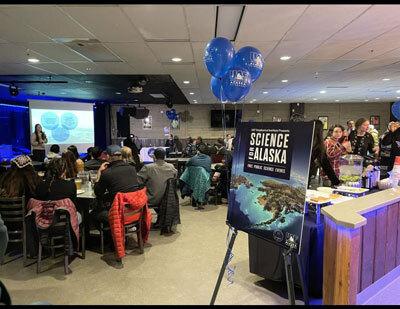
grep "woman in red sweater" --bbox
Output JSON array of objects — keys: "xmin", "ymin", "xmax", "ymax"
[{"xmin": 322, "ymin": 124, "xmax": 352, "ymax": 184}]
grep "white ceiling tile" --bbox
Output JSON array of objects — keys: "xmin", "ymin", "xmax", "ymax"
[
  {"xmin": 319, "ymin": 60, "xmax": 364, "ymax": 71},
  {"xmin": 340, "ymin": 39, "xmax": 400, "ymax": 60},
  {"xmin": 126, "ymin": 61, "xmax": 166, "ymax": 74},
  {"xmin": 0, "ymin": 11, "xmax": 52, "ymax": 43},
  {"xmin": 234, "ymin": 41, "xmax": 278, "ymax": 59},
  {"xmin": 265, "ymin": 40, "xmax": 323, "ymax": 62},
  {"xmin": 284, "ymin": 5, "xmax": 369, "ymax": 41},
  {"xmin": 15, "ymin": 42, "xmax": 88, "ymax": 62},
  {"xmin": 0, "ymin": 44, "xmax": 54, "ymax": 63},
  {"xmin": 60, "ymin": 6, "xmax": 143, "ymax": 43},
  {"xmin": 27, "ymin": 63, "xmax": 84, "ymax": 74},
  {"xmin": 147, "ymin": 42, "xmax": 193, "ymax": 63},
  {"xmin": 0, "ymin": 63, "xmax": 54, "ymax": 74},
  {"xmin": 121, "ymin": 5, "xmax": 189, "ymax": 41},
  {"xmin": 305, "ymin": 40, "xmax": 367, "ymax": 60},
  {"xmin": 184, "ymin": 5, "xmax": 215, "ymax": 42},
  {"xmin": 1, "ymin": 6, "xmax": 94, "ymax": 39},
  {"xmin": 104, "ymin": 42, "xmax": 156, "ymax": 63},
  {"xmin": 331, "ymin": 5, "xmax": 400, "ymax": 41},
  {"xmin": 344, "ymin": 59, "xmax": 400, "ymax": 72},
  {"xmin": 58, "ymin": 62, "xmax": 109, "ymax": 74},
  {"xmin": 236, "ymin": 5, "xmax": 308, "ymax": 42},
  {"xmin": 98, "ymin": 62, "xmax": 137, "ymax": 74}
]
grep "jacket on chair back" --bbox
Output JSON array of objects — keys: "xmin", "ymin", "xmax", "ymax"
[{"xmin": 108, "ymin": 188, "xmax": 152, "ymax": 258}]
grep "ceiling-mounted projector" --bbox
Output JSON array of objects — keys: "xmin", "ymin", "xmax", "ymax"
[{"xmin": 128, "ymin": 86, "xmax": 143, "ymax": 93}]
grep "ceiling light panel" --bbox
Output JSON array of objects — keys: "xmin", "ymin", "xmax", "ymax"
[{"xmin": 216, "ymin": 5, "xmax": 245, "ymax": 41}]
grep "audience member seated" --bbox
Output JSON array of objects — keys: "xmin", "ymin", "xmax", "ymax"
[
  {"xmin": 0, "ymin": 155, "xmax": 40, "ymax": 204},
  {"xmin": 35, "ymin": 158, "xmax": 81, "ymax": 224},
  {"xmin": 137, "ymin": 148, "xmax": 177, "ymax": 226},
  {"xmin": 186, "ymin": 144, "xmax": 212, "ymax": 174},
  {"xmin": 123, "ymin": 134, "xmax": 141, "ymax": 166},
  {"xmin": 84, "ymin": 146, "xmax": 106, "ymax": 171},
  {"xmin": 61, "ymin": 150, "xmax": 78, "ymax": 179},
  {"xmin": 67, "ymin": 145, "xmax": 84, "ymax": 172},
  {"xmin": 0, "ymin": 214, "xmax": 7, "ymax": 264},
  {"xmin": 165, "ymin": 134, "xmax": 174, "ymax": 152},
  {"xmin": 90, "ymin": 145, "xmax": 140, "ymax": 231},
  {"xmin": 209, "ymin": 138, "xmax": 227, "ymax": 156},
  {"xmin": 44, "ymin": 144, "xmax": 60, "ymax": 165},
  {"xmin": 83, "ymin": 147, "xmax": 94, "ymax": 163},
  {"xmin": 195, "ymin": 136, "xmax": 206, "ymax": 151},
  {"xmin": 122, "ymin": 146, "xmax": 143, "ymax": 172},
  {"xmin": 182, "ymin": 137, "xmax": 197, "ymax": 158}
]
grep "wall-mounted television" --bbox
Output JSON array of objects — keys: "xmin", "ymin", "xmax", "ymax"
[{"xmin": 210, "ymin": 109, "xmax": 242, "ymax": 128}]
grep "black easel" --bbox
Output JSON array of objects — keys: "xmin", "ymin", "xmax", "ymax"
[{"xmin": 210, "ymin": 227, "xmax": 309, "ymax": 306}]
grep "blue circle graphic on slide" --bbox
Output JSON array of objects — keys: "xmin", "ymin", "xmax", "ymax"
[
  {"xmin": 52, "ymin": 126, "xmax": 70, "ymax": 142},
  {"xmin": 147, "ymin": 148, "xmax": 155, "ymax": 157},
  {"xmin": 40, "ymin": 112, "xmax": 59, "ymax": 130},
  {"xmin": 61, "ymin": 112, "xmax": 78, "ymax": 130}
]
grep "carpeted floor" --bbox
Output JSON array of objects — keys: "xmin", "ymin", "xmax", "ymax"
[{"xmin": 0, "ymin": 198, "xmax": 305, "ymax": 305}]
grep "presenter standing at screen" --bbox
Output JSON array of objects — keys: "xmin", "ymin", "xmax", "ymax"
[{"xmin": 31, "ymin": 124, "xmax": 47, "ymax": 162}]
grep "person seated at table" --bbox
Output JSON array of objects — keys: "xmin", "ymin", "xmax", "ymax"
[
  {"xmin": 137, "ymin": 148, "xmax": 177, "ymax": 227},
  {"xmin": 91, "ymin": 145, "xmax": 140, "ymax": 231},
  {"xmin": 67, "ymin": 145, "xmax": 85, "ymax": 172},
  {"xmin": 123, "ymin": 134, "xmax": 141, "ymax": 163},
  {"xmin": 165, "ymin": 134, "xmax": 175, "ymax": 152},
  {"xmin": 121, "ymin": 146, "xmax": 143, "ymax": 172},
  {"xmin": 35, "ymin": 158, "xmax": 81, "ymax": 224},
  {"xmin": 84, "ymin": 146, "xmax": 106, "ymax": 171},
  {"xmin": 44, "ymin": 144, "xmax": 60, "ymax": 165},
  {"xmin": 0, "ymin": 155, "xmax": 40, "ymax": 204},
  {"xmin": 83, "ymin": 147, "xmax": 94, "ymax": 163},
  {"xmin": 381, "ymin": 121, "xmax": 400, "ymax": 171},
  {"xmin": 209, "ymin": 138, "xmax": 227, "ymax": 155},
  {"xmin": 195, "ymin": 136, "xmax": 206, "ymax": 151},
  {"xmin": 61, "ymin": 150, "xmax": 78, "ymax": 179},
  {"xmin": 173, "ymin": 135, "xmax": 183, "ymax": 153},
  {"xmin": 182, "ymin": 137, "xmax": 197, "ymax": 158},
  {"xmin": 186, "ymin": 144, "xmax": 212, "ymax": 174}
]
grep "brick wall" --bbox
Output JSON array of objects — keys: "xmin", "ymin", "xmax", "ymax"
[{"xmin": 110, "ymin": 102, "xmax": 391, "ymax": 141}]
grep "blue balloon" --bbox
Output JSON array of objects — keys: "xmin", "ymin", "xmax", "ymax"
[
  {"xmin": 210, "ymin": 77, "xmax": 228, "ymax": 102},
  {"xmin": 173, "ymin": 114, "xmax": 179, "ymax": 121},
  {"xmin": 233, "ymin": 46, "xmax": 264, "ymax": 83},
  {"xmin": 221, "ymin": 66, "xmax": 252, "ymax": 102},
  {"xmin": 170, "ymin": 109, "xmax": 176, "ymax": 114},
  {"xmin": 166, "ymin": 111, "xmax": 171, "ymax": 117},
  {"xmin": 204, "ymin": 37, "xmax": 235, "ymax": 78},
  {"xmin": 392, "ymin": 101, "xmax": 400, "ymax": 120}
]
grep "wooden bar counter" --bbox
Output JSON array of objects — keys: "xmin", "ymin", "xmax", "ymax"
[{"xmin": 321, "ymin": 187, "xmax": 400, "ymax": 305}]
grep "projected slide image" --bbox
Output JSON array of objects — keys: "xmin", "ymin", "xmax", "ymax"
[{"xmin": 31, "ymin": 109, "xmax": 94, "ymax": 145}]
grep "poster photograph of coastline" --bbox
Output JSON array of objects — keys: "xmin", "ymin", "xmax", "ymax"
[{"xmin": 227, "ymin": 122, "xmax": 314, "ymax": 253}]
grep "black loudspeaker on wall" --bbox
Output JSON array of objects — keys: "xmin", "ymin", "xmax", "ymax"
[
  {"xmin": 290, "ymin": 103, "xmax": 305, "ymax": 117},
  {"xmin": 119, "ymin": 106, "xmax": 150, "ymax": 119}
]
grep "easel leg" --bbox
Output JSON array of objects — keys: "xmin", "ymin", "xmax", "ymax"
[
  {"xmin": 296, "ymin": 253, "xmax": 309, "ymax": 305},
  {"xmin": 210, "ymin": 228, "xmax": 237, "ymax": 305},
  {"xmin": 283, "ymin": 249, "xmax": 296, "ymax": 305}
]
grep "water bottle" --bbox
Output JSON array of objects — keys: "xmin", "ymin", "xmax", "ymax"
[{"xmin": 392, "ymin": 156, "xmax": 400, "ymax": 187}]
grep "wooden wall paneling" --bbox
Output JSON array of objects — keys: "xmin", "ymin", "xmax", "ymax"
[
  {"xmin": 373, "ymin": 206, "xmax": 388, "ymax": 282},
  {"xmin": 323, "ymin": 218, "xmax": 338, "ymax": 304},
  {"xmin": 385, "ymin": 202, "xmax": 399, "ymax": 274},
  {"xmin": 360, "ymin": 210, "xmax": 376, "ymax": 291},
  {"xmin": 358, "ymin": 226, "xmax": 362, "ymax": 294}
]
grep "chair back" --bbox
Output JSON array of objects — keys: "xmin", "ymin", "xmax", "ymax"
[
  {"xmin": 123, "ymin": 204, "xmax": 144, "ymax": 224},
  {"xmin": 211, "ymin": 154, "xmax": 225, "ymax": 164},
  {"xmin": 0, "ymin": 196, "xmax": 25, "ymax": 244}
]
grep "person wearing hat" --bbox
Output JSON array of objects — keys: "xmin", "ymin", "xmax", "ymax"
[
  {"xmin": 90, "ymin": 145, "xmax": 140, "ymax": 232},
  {"xmin": 0, "ymin": 155, "xmax": 40, "ymax": 204}
]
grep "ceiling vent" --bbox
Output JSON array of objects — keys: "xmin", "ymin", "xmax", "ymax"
[
  {"xmin": 149, "ymin": 93, "xmax": 165, "ymax": 98},
  {"xmin": 52, "ymin": 38, "xmax": 122, "ymax": 62}
]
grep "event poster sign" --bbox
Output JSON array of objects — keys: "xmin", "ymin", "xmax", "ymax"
[{"xmin": 227, "ymin": 122, "xmax": 314, "ymax": 254}]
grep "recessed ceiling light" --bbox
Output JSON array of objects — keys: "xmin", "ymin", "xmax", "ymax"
[
  {"xmin": 172, "ymin": 57, "xmax": 182, "ymax": 62},
  {"xmin": 397, "ymin": 97, "xmax": 400, "ymax": 99},
  {"xmin": 320, "ymin": 90, "xmax": 326, "ymax": 94},
  {"xmin": 85, "ymin": 67, "xmax": 92, "ymax": 71},
  {"xmin": 382, "ymin": 78, "xmax": 390, "ymax": 81},
  {"xmin": 189, "ymin": 92, "xmax": 194, "ymax": 95},
  {"xmin": 397, "ymin": 90, "xmax": 400, "ymax": 93},
  {"xmin": 280, "ymin": 56, "xmax": 291, "ymax": 61},
  {"xmin": 61, "ymin": 92, "xmax": 66, "ymax": 95},
  {"xmin": 281, "ymin": 80, "xmax": 288, "ymax": 83},
  {"xmin": 375, "ymin": 98, "xmax": 380, "ymax": 100},
  {"xmin": 115, "ymin": 92, "xmax": 121, "ymax": 95},
  {"xmin": 364, "ymin": 99, "xmax": 369, "ymax": 101},
  {"xmin": 313, "ymin": 98, "xmax": 317, "ymax": 101},
  {"xmin": 335, "ymin": 100, "xmax": 340, "ymax": 102},
  {"xmin": 28, "ymin": 58, "xmax": 39, "ymax": 63},
  {"xmin": 85, "ymin": 80, "xmax": 93, "ymax": 84},
  {"xmin": 277, "ymin": 100, "xmax": 282, "ymax": 103},
  {"xmin": 183, "ymin": 81, "xmax": 190, "ymax": 84},
  {"xmin": 263, "ymin": 91, "xmax": 268, "ymax": 94}
]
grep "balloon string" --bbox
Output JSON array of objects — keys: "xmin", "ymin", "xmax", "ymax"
[{"xmin": 225, "ymin": 227, "xmax": 237, "ymax": 285}]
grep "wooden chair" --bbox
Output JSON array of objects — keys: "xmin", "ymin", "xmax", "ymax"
[
  {"xmin": 36, "ymin": 209, "xmax": 71, "ymax": 275},
  {"xmin": 100, "ymin": 205, "xmax": 144, "ymax": 255},
  {"xmin": 0, "ymin": 196, "xmax": 27, "ymax": 266}
]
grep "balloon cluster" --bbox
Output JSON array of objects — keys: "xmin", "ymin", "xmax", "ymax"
[
  {"xmin": 392, "ymin": 101, "xmax": 400, "ymax": 120},
  {"xmin": 165, "ymin": 109, "xmax": 179, "ymax": 121},
  {"xmin": 204, "ymin": 37, "xmax": 264, "ymax": 102}
]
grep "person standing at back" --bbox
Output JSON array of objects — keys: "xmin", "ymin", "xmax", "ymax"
[
  {"xmin": 343, "ymin": 120, "xmax": 355, "ymax": 137},
  {"xmin": 31, "ymin": 124, "xmax": 48, "ymax": 162},
  {"xmin": 381, "ymin": 122, "xmax": 400, "ymax": 171},
  {"xmin": 225, "ymin": 134, "xmax": 233, "ymax": 151}
]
